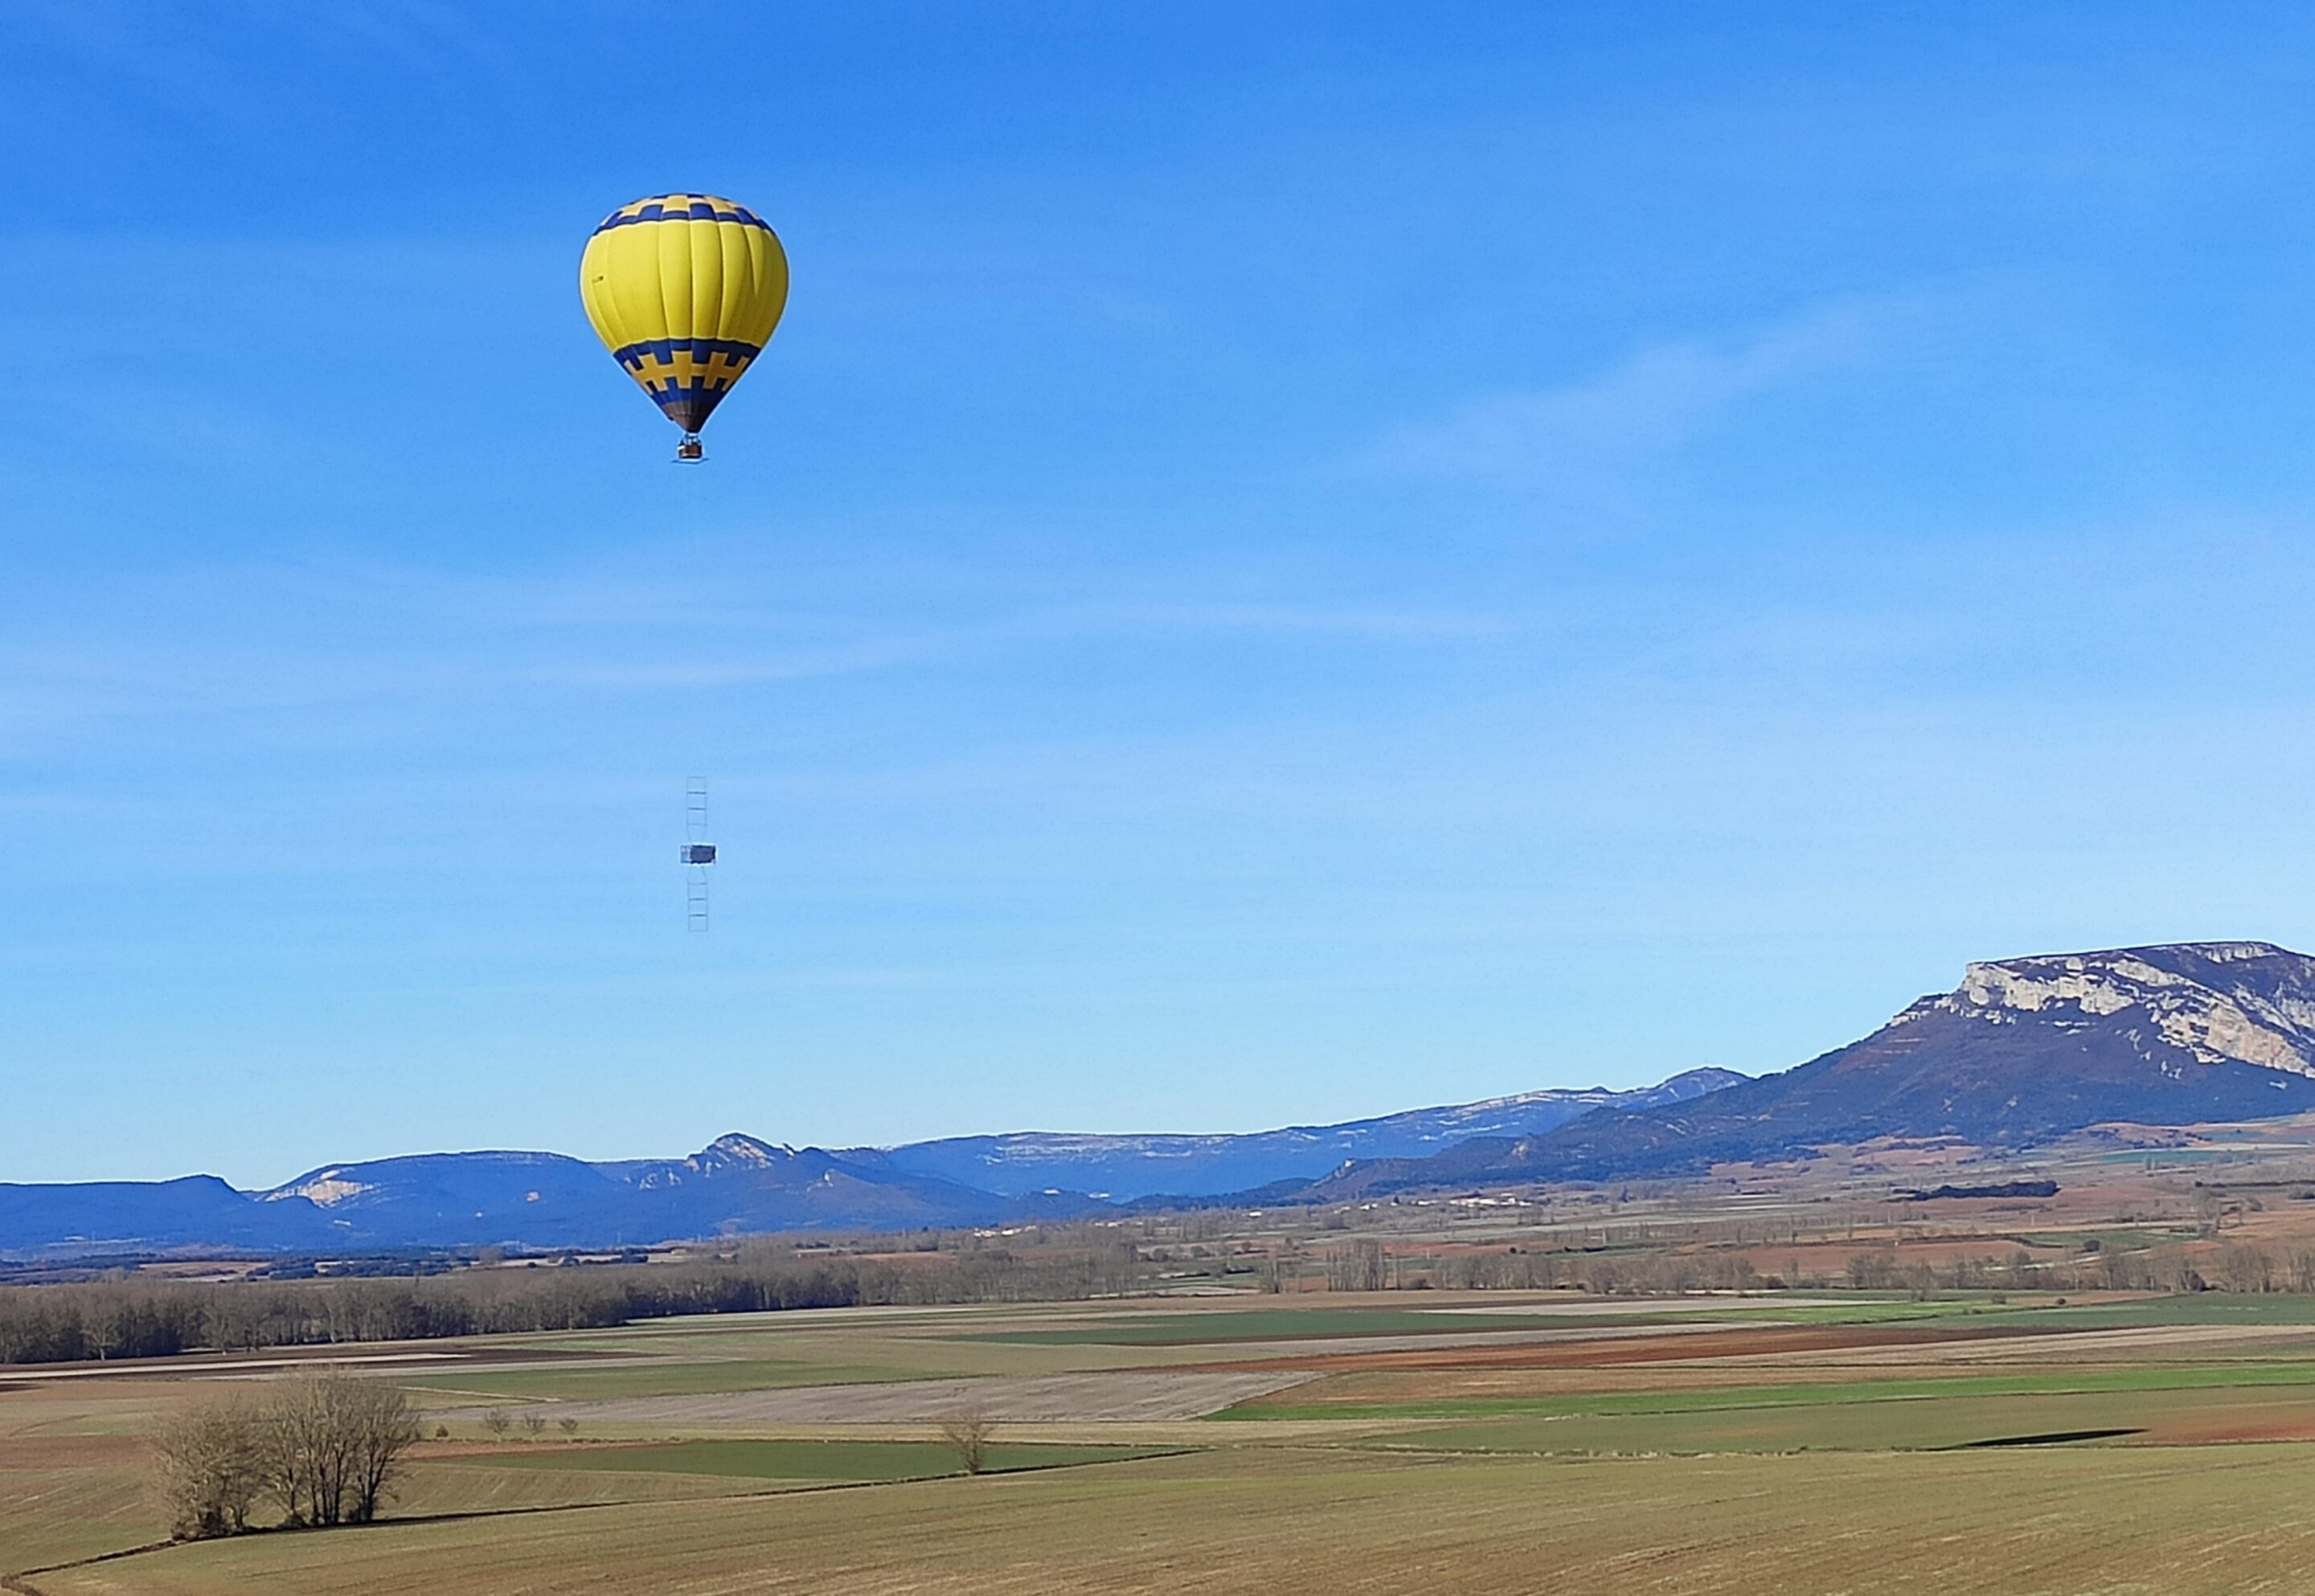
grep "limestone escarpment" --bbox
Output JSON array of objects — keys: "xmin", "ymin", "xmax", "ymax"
[
  {"xmin": 1445, "ymin": 943, "xmax": 2315, "ymax": 1185},
  {"xmin": 1920, "ymin": 943, "xmax": 2315, "ymax": 1076}
]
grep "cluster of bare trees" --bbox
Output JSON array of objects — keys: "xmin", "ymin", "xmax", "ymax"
[
  {"xmin": 480, "ymin": 1406, "xmax": 580, "ymax": 1438},
  {"xmin": 152, "ymin": 1373, "xmax": 422, "ymax": 1540},
  {"xmin": 1325, "ymin": 1239, "xmax": 1390, "ymax": 1291},
  {"xmin": 1408, "ymin": 1246, "xmax": 1762, "ymax": 1294},
  {"xmin": 1846, "ymin": 1242, "xmax": 2315, "ymax": 1296}
]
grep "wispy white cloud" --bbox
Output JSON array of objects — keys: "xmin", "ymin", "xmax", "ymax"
[
  {"xmin": 1364, "ymin": 299, "xmax": 1895, "ymax": 497},
  {"xmin": 0, "ymin": 544, "xmax": 1507, "ymax": 741},
  {"xmin": 1068, "ymin": 601, "xmax": 1504, "ymax": 640}
]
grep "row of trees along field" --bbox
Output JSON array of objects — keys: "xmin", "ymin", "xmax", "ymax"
[
  {"xmin": 1385, "ymin": 1241, "xmax": 2315, "ymax": 1295},
  {"xmin": 155, "ymin": 1373, "xmax": 420, "ymax": 1538},
  {"xmin": 0, "ymin": 1236, "xmax": 1152, "ymax": 1365},
  {"xmin": 14, "ymin": 1229, "xmax": 2313, "ymax": 1365}
]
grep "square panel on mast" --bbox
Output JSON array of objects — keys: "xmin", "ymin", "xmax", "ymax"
[{"xmin": 682, "ymin": 778, "xmax": 715, "ymax": 931}]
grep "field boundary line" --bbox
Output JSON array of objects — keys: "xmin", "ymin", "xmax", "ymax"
[{"xmin": 6, "ymin": 1537, "xmax": 174, "ymax": 1594}]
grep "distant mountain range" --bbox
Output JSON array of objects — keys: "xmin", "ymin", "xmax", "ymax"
[
  {"xmin": 1301, "ymin": 940, "xmax": 2315, "ymax": 1197},
  {"xmin": 13, "ymin": 941, "xmax": 2315, "ymax": 1260},
  {"xmin": 0, "ymin": 1070, "xmax": 1740, "ymax": 1260},
  {"xmin": 872, "ymin": 1070, "xmax": 1740, "ymax": 1198}
]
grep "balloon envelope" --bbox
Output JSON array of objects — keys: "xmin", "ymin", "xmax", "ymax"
[{"xmin": 580, "ymin": 194, "xmax": 789, "ymax": 436}]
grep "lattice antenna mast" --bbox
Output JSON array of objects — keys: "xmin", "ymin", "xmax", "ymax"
[{"xmin": 680, "ymin": 779, "xmax": 715, "ymax": 931}]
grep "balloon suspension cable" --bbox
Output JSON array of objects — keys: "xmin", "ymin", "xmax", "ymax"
[{"xmin": 675, "ymin": 432, "xmax": 705, "ymax": 463}]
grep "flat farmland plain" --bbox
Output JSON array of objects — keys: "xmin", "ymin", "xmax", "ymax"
[
  {"xmin": 27, "ymin": 1446, "xmax": 2315, "ymax": 1596},
  {"xmin": 14, "ymin": 1290, "xmax": 2315, "ymax": 1594}
]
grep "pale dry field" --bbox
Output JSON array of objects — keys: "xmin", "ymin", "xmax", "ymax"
[
  {"xmin": 23, "ymin": 1444, "xmax": 2315, "ymax": 1596},
  {"xmin": 487, "ymin": 1367, "xmax": 1317, "ymax": 1426}
]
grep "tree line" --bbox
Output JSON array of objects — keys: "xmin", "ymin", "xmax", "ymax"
[
  {"xmin": 1428, "ymin": 1240, "xmax": 2315, "ymax": 1296},
  {"xmin": 0, "ymin": 1239, "xmax": 1151, "ymax": 1365},
  {"xmin": 17, "ymin": 1224, "xmax": 2306, "ymax": 1369}
]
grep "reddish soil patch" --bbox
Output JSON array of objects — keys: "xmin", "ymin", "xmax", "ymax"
[
  {"xmin": 2122, "ymin": 1392, "xmax": 2315, "ymax": 1446},
  {"xmin": 0, "ymin": 1434, "xmax": 145, "ymax": 1468},
  {"xmin": 2137, "ymin": 1413, "xmax": 2315, "ymax": 1445},
  {"xmin": 1207, "ymin": 1320, "xmax": 2049, "ymax": 1377}
]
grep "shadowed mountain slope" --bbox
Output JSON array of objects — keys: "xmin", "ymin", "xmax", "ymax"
[
  {"xmin": 257, "ymin": 1136, "xmax": 1043, "ymax": 1250},
  {"xmin": 871, "ymin": 1069, "xmax": 1743, "ymax": 1199},
  {"xmin": 1317, "ymin": 942, "xmax": 2315, "ymax": 1192},
  {"xmin": 0, "ymin": 1177, "xmax": 338, "ymax": 1256}
]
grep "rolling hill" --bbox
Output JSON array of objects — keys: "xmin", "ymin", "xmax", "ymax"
[
  {"xmin": 0, "ymin": 1070, "xmax": 1737, "ymax": 1259},
  {"xmin": 870, "ymin": 1070, "xmax": 1742, "ymax": 1198}
]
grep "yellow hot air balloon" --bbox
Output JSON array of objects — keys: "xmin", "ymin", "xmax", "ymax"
[{"xmin": 580, "ymin": 194, "xmax": 789, "ymax": 460}]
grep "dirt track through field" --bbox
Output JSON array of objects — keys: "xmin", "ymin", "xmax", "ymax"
[{"xmin": 436, "ymin": 1369, "xmax": 1318, "ymax": 1426}]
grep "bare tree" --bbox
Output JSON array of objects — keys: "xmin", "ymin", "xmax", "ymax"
[
  {"xmin": 557, "ymin": 1416, "xmax": 580, "ymax": 1438},
  {"xmin": 1325, "ymin": 1239, "xmax": 1387, "ymax": 1292},
  {"xmin": 263, "ymin": 1374, "xmax": 343, "ymax": 1526},
  {"xmin": 938, "ymin": 1407, "xmax": 994, "ymax": 1475},
  {"xmin": 152, "ymin": 1397, "xmax": 267, "ymax": 1539},
  {"xmin": 482, "ymin": 1407, "xmax": 511, "ymax": 1438},
  {"xmin": 337, "ymin": 1377, "xmax": 423, "ymax": 1524},
  {"xmin": 520, "ymin": 1409, "xmax": 548, "ymax": 1438}
]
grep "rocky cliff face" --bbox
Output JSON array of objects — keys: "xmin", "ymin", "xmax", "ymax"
[
  {"xmin": 1421, "ymin": 942, "xmax": 2315, "ymax": 1187},
  {"xmin": 1908, "ymin": 942, "xmax": 2315, "ymax": 1076}
]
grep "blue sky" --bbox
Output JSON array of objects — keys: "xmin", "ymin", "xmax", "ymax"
[{"xmin": 10, "ymin": 3, "xmax": 2315, "ymax": 1185}]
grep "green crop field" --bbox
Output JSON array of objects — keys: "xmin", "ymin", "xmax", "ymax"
[
  {"xmin": 1358, "ymin": 1383, "xmax": 2315, "ymax": 1455},
  {"xmin": 1962, "ymin": 1294, "xmax": 2315, "ymax": 1329},
  {"xmin": 1223, "ymin": 1361, "xmax": 2315, "ymax": 1422}
]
